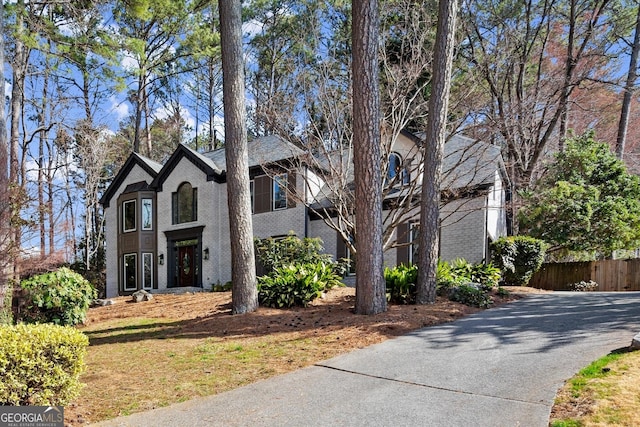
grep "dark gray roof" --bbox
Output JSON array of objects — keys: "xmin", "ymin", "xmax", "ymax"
[
  {"xmin": 100, "ymin": 152, "xmax": 163, "ymax": 207},
  {"xmin": 442, "ymin": 134, "xmax": 504, "ymax": 190},
  {"xmin": 203, "ymin": 134, "xmax": 306, "ymax": 171},
  {"xmin": 133, "ymin": 152, "xmax": 163, "ymax": 174},
  {"xmin": 308, "ymin": 133, "xmax": 505, "ymax": 210}
]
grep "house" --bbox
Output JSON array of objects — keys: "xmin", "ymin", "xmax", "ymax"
[{"xmin": 100, "ymin": 132, "xmax": 508, "ymax": 297}]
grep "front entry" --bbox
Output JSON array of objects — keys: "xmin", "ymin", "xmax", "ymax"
[
  {"xmin": 165, "ymin": 226, "xmax": 205, "ymax": 289},
  {"xmin": 178, "ymin": 245, "xmax": 196, "ymax": 287}
]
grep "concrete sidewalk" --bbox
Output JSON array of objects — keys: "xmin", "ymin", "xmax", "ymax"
[{"xmin": 93, "ymin": 292, "xmax": 640, "ymax": 427}]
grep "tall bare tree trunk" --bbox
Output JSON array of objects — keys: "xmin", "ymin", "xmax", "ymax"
[
  {"xmin": 0, "ymin": 2, "xmax": 11, "ymax": 321},
  {"xmin": 616, "ymin": 4, "xmax": 640, "ymax": 160},
  {"xmin": 219, "ymin": 0, "xmax": 258, "ymax": 315},
  {"xmin": 417, "ymin": 0, "xmax": 458, "ymax": 304},
  {"xmin": 9, "ymin": 0, "xmax": 29, "ymax": 278},
  {"xmin": 352, "ymin": 0, "xmax": 386, "ymax": 315}
]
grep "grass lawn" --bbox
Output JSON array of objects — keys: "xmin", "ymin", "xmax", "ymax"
[{"xmin": 550, "ymin": 348, "xmax": 640, "ymax": 426}]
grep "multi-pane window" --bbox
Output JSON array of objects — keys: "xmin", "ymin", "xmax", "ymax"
[
  {"xmin": 123, "ymin": 253, "xmax": 137, "ymax": 291},
  {"xmin": 172, "ymin": 182, "xmax": 198, "ymax": 224},
  {"xmin": 142, "ymin": 253, "xmax": 153, "ymax": 289},
  {"xmin": 273, "ymin": 174, "xmax": 287, "ymax": 210},
  {"xmin": 142, "ymin": 198, "xmax": 153, "ymax": 230},
  {"xmin": 123, "ymin": 200, "xmax": 136, "ymax": 232}
]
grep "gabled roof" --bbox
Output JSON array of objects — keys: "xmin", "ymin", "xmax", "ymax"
[
  {"xmin": 102, "ymin": 136, "xmax": 307, "ymax": 206},
  {"xmin": 308, "ymin": 132, "xmax": 507, "ymax": 210},
  {"xmin": 202, "ymin": 134, "xmax": 306, "ymax": 170},
  {"xmin": 442, "ymin": 134, "xmax": 505, "ymax": 190},
  {"xmin": 151, "ymin": 144, "xmax": 224, "ymax": 190},
  {"xmin": 100, "ymin": 152, "xmax": 163, "ymax": 208}
]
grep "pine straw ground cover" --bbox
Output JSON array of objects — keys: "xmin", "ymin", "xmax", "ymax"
[{"xmin": 65, "ymin": 286, "xmax": 544, "ymax": 426}]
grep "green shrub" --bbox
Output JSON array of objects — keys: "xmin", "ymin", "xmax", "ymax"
[
  {"xmin": 497, "ymin": 286, "xmax": 510, "ymax": 297},
  {"xmin": 450, "ymin": 259, "xmax": 502, "ymax": 289},
  {"xmin": 258, "ymin": 262, "xmax": 344, "ymax": 308},
  {"xmin": 385, "ymin": 260, "xmax": 501, "ymax": 303},
  {"xmin": 491, "ymin": 236, "xmax": 547, "ymax": 286},
  {"xmin": 212, "ymin": 281, "xmax": 233, "ymax": 292},
  {"xmin": 447, "ymin": 283, "xmax": 493, "ymax": 308},
  {"xmin": 567, "ymin": 280, "xmax": 599, "ymax": 292},
  {"xmin": 20, "ymin": 267, "xmax": 97, "ymax": 326},
  {"xmin": 385, "ymin": 264, "xmax": 418, "ymax": 304},
  {"xmin": 254, "ymin": 233, "xmax": 333, "ymax": 275},
  {"xmin": 0, "ymin": 323, "xmax": 88, "ymax": 405}
]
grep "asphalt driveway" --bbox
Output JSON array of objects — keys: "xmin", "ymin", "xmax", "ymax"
[{"xmin": 93, "ymin": 292, "xmax": 640, "ymax": 427}]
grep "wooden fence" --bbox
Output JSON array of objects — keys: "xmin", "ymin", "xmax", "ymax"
[{"xmin": 528, "ymin": 258, "xmax": 640, "ymax": 291}]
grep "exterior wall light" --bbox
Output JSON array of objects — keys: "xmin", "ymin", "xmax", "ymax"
[
  {"xmin": 203, "ymin": 247, "xmax": 209, "ymax": 260},
  {"xmin": 158, "ymin": 253, "xmax": 164, "ymax": 265}
]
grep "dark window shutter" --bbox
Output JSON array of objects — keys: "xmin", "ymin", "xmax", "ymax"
[
  {"xmin": 172, "ymin": 193, "xmax": 178, "ymax": 224},
  {"xmin": 287, "ymin": 171, "xmax": 296, "ymax": 208},
  {"xmin": 397, "ymin": 222, "xmax": 409, "ymax": 266},
  {"xmin": 254, "ymin": 175, "xmax": 271, "ymax": 214},
  {"xmin": 193, "ymin": 188, "xmax": 198, "ymax": 221},
  {"xmin": 336, "ymin": 231, "xmax": 347, "ymax": 260}
]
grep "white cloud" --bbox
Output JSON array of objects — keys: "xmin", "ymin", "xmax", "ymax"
[
  {"xmin": 109, "ymin": 96, "xmax": 130, "ymax": 122},
  {"xmin": 120, "ymin": 52, "xmax": 138, "ymax": 71},
  {"xmin": 243, "ymin": 20, "xmax": 263, "ymax": 38}
]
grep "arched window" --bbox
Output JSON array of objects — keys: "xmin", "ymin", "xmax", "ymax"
[
  {"xmin": 172, "ymin": 182, "xmax": 198, "ymax": 224},
  {"xmin": 388, "ymin": 152, "xmax": 410, "ymax": 186}
]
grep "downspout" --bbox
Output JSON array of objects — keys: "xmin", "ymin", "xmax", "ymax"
[
  {"xmin": 484, "ymin": 192, "xmax": 489, "ymax": 264},
  {"xmin": 304, "ymin": 167, "xmax": 309, "ymax": 238}
]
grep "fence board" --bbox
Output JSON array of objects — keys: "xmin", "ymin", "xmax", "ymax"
[{"xmin": 529, "ymin": 259, "xmax": 640, "ymax": 291}]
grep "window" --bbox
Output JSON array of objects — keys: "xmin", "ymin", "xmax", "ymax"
[
  {"xmin": 408, "ymin": 223, "xmax": 419, "ymax": 264},
  {"xmin": 345, "ymin": 239, "xmax": 356, "ymax": 276},
  {"xmin": 387, "ymin": 152, "xmax": 410, "ymax": 186},
  {"xmin": 142, "ymin": 198, "xmax": 153, "ymax": 230},
  {"xmin": 142, "ymin": 253, "xmax": 153, "ymax": 289},
  {"xmin": 123, "ymin": 253, "xmax": 137, "ymax": 291},
  {"xmin": 172, "ymin": 182, "xmax": 197, "ymax": 224},
  {"xmin": 273, "ymin": 174, "xmax": 287, "ymax": 210},
  {"xmin": 123, "ymin": 200, "xmax": 136, "ymax": 232}
]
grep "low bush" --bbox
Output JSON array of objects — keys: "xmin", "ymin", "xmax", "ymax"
[
  {"xmin": 450, "ymin": 259, "xmax": 502, "ymax": 289},
  {"xmin": 447, "ymin": 283, "xmax": 493, "ymax": 308},
  {"xmin": 385, "ymin": 264, "xmax": 418, "ymax": 304},
  {"xmin": 385, "ymin": 260, "xmax": 500, "ymax": 305},
  {"xmin": 254, "ymin": 233, "xmax": 333, "ymax": 275},
  {"xmin": 491, "ymin": 236, "xmax": 547, "ymax": 286},
  {"xmin": 20, "ymin": 267, "xmax": 97, "ymax": 326},
  {"xmin": 436, "ymin": 259, "xmax": 461, "ymax": 291},
  {"xmin": 212, "ymin": 281, "xmax": 233, "ymax": 292},
  {"xmin": 258, "ymin": 262, "xmax": 344, "ymax": 308},
  {"xmin": 567, "ymin": 280, "xmax": 599, "ymax": 292},
  {"xmin": 0, "ymin": 323, "xmax": 88, "ymax": 406}
]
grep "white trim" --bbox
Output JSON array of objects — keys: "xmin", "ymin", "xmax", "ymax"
[
  {"xmin": 272, "ymin": 173, "xmax": 288, "ymax": 211},
  {"xmin": 123, "ymin": 253, "xmax": 137, "ymax": 291},
  {"xmin": 142, "ymin": 198, "xmax": 153, "ymax": 230},
  {"xmin": 142, "ymin": 252, "xmax": 153, "ymax": 290},
  {"xmin": 123, "ymin": 200, "xmax": 137, "ymax": 232}
]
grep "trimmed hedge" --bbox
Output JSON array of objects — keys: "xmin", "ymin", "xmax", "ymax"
[
  {"xmin": 0, "ymin": 323, "xmax": 88, "ymax": 406},
  {"xmin": 491, "ymin": 236, "xmax": 547, "ymax": 286}
]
